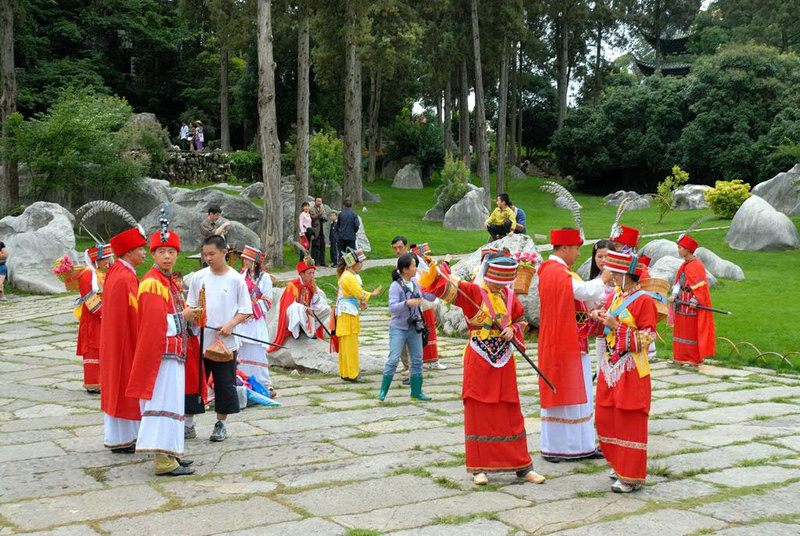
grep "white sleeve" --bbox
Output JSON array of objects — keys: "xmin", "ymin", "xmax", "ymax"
[
  {"xmin": 572, "ymin": 277, "xmax": 606, "ymax": 302},
  {"xmin": 236, "ymin": 277, "xmax": 254, "ymax": 315},
  {"xmin": 187, "ymin": 274, "xmax": 200, "ymax": 307}
]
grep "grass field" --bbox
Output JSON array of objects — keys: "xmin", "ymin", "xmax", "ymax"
[{"xmin": 59, "ymin": 172, "xmax": 800, "ymax": 372}]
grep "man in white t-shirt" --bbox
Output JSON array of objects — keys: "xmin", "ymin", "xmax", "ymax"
[{"xmin": 188, "ymin": 235, "xmax": 253, "ymax": 442}]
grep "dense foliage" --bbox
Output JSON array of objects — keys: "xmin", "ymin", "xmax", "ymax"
[
  {"xmin": 383, "ymin": 115, "xmax": 444, "ymax": 182},
  {"xmin": 434, "ymin": 153, "xmax": 472, "ymax": 213},
  {"xmin": 656, "ymin": 165, "xmax": 689, "ymax": 223},
  {"xmin": 704, "ymin": 179, "xmax": 752, "ymax": 219},
  {"xmin": 283, "ymin": 130, "xmax": 344, "ymax": 199}
]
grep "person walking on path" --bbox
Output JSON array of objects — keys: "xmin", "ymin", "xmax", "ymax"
[
  {"xmin": 100, "ymin": 227, "xmax": 148, "ymax": 453},
  {"xmin": 420, "ymin": 253, "xmax": 546, "ymax": 487},
  {"xmin": 331, "ymin": 248, "xmax": 380, "ymax": 383},
  {"xmin": 377, "ymin": 253, "xmax": 433, "ymax": 402}
]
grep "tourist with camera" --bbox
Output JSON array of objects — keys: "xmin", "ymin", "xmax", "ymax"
[{"xmin": 377, "ymin": 253, "xmax": 434, "ymax": 402}]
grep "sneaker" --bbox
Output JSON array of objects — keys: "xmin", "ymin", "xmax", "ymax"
[
  {"xmin": 210, "ymin": 421, "xmax": 227, "ymax": 442},
  {"xmin": 184, "ymin": 424, "xmax": 197, "ymax": 439},
  {"xmin": 423, "ymin": 361, "xmax": 447, "ymax": 371},
  {"xmin": 609, "ymin": 469, "xmax": 617, "ymax": 481},
  {"xmin": 611, "ymin": 478, "xmax": 641, "ymax": 493},
  {"xmin": 473, "ymin": 472, "xmax": 488, "ymax": 486}
]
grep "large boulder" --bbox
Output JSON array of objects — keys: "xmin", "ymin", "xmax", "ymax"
[
  {"xmin": 443, "ymin": 187, "xmax": 489, "ymax": 231},
  {"xmin": 695, "ymin": 247, "xmax": 745, "ymax": 280},
  {"xmin": 268, "ymin": 337, "xmax": 386, "ymax": 375},
  {"xmin": 112, "ymin": 178, "xmax": 173, "ymax": 219},
  {"xmin": 139, "ymin": 203, "xmax": 259, "ymax": 252},
  {"xmin": 510, "ymin": 165, "xmax": 526, "ymax": 179},
  {"xmin": 649, "ymin": 256, "xmax": 717, "ymax": 288},
  {"xmin": 726, "ymin": 195, "xmax": 800, "ymax": 251},
  {"xmin": 423, "ymin": 205, "xmax": 445, "ymax": 222},
  {"xmin": 604, "ymin": 191, "xmax": 650, "ymax": 210},
  {"xmin": 0, "ymin": 202, "xmax": 77, "ymax": 293},
  {"xmin": 451, "ymin": 233, "xmax": 538, "ymax": 280},
  {"xmin": 392, "ymin": 164, "xmax": 423, "ymax": 190},
  {"xmin": 242, "ymin": 182, "xmax": 263, "ymax": 200},
  {"xmin": 752, "ymin": 164, "xmax": 800, "ymax": 217},
  {"xmin": 433, "ymin": 301, "xmax": 468, "ymax": 336},
  {"xmin": 172, "ymin": 186, "xmax": 263, "ymax": 232},
  {"xmin": 362, "ymin": 187, "xmax": 381, "ymax": 203},
  {"xmin": 640, "ymin": 239, "xmax": 680, "ymax": 265},
  {"xmin": 673, "ymin": 184, "xmax": 712, "ymax": 211},
  {"xmin": 355, "ymin": 216, "xmax": 371, "ymax": 253}
]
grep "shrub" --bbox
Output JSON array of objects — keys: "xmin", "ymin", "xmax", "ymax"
[
  {"xmin": 384, "ymin": 115, "xmax": 444, "ymax": 181},
  {"xmin": 283, "ymin": 129, "xmax": 344, "ymax": 197},
  {"xmin": 434, "ymin": 153, "xmax": 471, "ymax": 213},
  {"xmin": 120, "ymin": 119, "xmax": 170, "ymax": 177},
  {"xmin": 3, "ymin": 89, "xmax": 146, "ymax": 198},
  {"xmin": 655, "ymin": 165, "xmax": 690, "ymax": 223},
  {"xmin": 704, "ymin": 179, "xmax": 752, "ymax": 219},
  {"xmin": 227, "ymin": 150, "xmax": 262, "ymax": 183}
]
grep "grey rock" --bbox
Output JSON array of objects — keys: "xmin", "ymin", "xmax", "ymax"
[
  {"xmin": 362, "ymin": 186, "xmax": 381, "ymax": 203},
  {"xmin": 510, "ymin": 165, "xmax": 526, "ymax": 179},
  {"xmin": 752, "ymin": 163, "xmax": 800, "ymax": 216},
  {"xmin": 76, "ymin": 178, "xmax": 175, "ymax": 237},
  {"xmin": 640, "ymin": 238, "xmax": 680, "ymax": 265},
  {"xmin": 140, "ymin": 203, "xmax": 259, "ymax": 252},
  {"xmin": 242, "ymin": 181, "xmax": 263, "ymax": 199},
  {"xmin": 269, "ymin": 334, "xmax": 386, "ymax": 376},
  {"xmin": 423, "ymin": 205, "xmax": 445, "ymax": 222},
  {"xmin": 518, "ymin": 279, "xmax": 541, "ymax": 327},
  {"xmin": 0, "ymin": 202, "xmax": 77, "ymax": 293},
  {"xmin": 727, "ymin": 195, "xmax": 800, "ymax": 251},
  {"xmin": 673, "ymin": 184, "xmax": 712, "ymax": 210},
  {"xmin": 355, "ymin": 216, "xmax": 372, "ymax": 253},
  {"xmin": 392, "ymin": 163, "xmax": 424, "ymax": 189},
  {"xmin": 443, "ymin": 187, "xmax": 490, "ymax": 230},
  {"xmin": 604, "ymin": 190, "xmax": 650, "ymax": 210},
  {"xmin": 694, "ymin": 247, "xmax": 745, "ymax": 280},
  {"xmin": 172, "ymin": 186, "xmax": 263, "ymax": 231},
  {"xmin": 649, "ymin": 256, "xmax": 717, "ymax": 288},
  {"xmin": 434, "ymin": 301, "xmax": 468, "ymax": 336},
  {"xmin": 451, "ymin": 233, "xmax": 538, "ymax": 280}
]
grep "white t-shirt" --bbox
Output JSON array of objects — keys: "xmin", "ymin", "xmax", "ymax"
[{"xmin": 188, "ymin": 266, "xmax": 253, "ymax": 352}]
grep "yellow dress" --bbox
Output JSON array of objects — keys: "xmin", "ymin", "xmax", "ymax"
[{"xmin": 336, "ymin": 269, "xmax": 371, "ymax": 379}]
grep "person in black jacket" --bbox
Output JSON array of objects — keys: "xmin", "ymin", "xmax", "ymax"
[
  {"xmin": 329, "ymin": 211, "xmax": 340, "ymax": 266},
  {"xmin": 337, "ymin": 200, "xmax": 359, "ymax": 255}
]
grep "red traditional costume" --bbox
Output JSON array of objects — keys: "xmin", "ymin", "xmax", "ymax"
[
  {"xmin": 671, "ymin": 234, "xmax": 715, "ymax": 365},
  {"xmin": 537, "ymin": 229, "xmax": 605, "ymax": 460},
  {"xmin": 589, "ymin": 251, "xmax": 657, "ymax": 489},
  {"xmin": 421, "ymin": 257, "xmax": 533, "ymax": 477},
  {"xmin": 76, "ymin": 244, "xmax": 113, "ymax": 393},
  {"xmin": 100, "ymin": 227, "xmax": 147, "ymax": 449},
  {"xmin": 126, "ymin": 230, "xmax": 189, "ymax": 475},
  {"xmin": 270, "ymin": 261, "xmax": 327, "ymax": 350},
  {"xmin": 411, "ymin": 244, "xmax": 439, "ymax": 364}
]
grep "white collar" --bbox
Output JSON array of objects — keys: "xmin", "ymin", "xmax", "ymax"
[{"xmin": 549, "ymin": 254, "xmax": 568, "ymax": 267}]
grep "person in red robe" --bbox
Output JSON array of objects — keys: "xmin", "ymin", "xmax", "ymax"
[
  {"xmin": 670, "ymin": 234, "xmax": 715, "ymax": 365},
  {"xmin": 127, "ymin": 229, "xmax": 197, "ymax": 476},
  {"xmin": 538, "ymin": 229, "xmax": 609, "ymax": 462},
  {"xmin": 588, "ymin": 251, "xmax": 657, "ymax": 493},
  {"xmin": 270, "ymin": 260, "xmax": 329, "ymax": 350},
  {"xmin": 76, "ymin": 244, "xmax": 114, "ymax": 393},
  {"xmin": 99, "ymin": 226, "xmax": 147, "ymax": 453},
  {"xmin": 421, "ymin": 254, "xmax": 546, "ymax": 486}
]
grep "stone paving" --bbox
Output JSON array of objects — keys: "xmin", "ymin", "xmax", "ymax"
[{"xmin": 0, "ymin": 294, "xmax": 799, "ymax": 535}]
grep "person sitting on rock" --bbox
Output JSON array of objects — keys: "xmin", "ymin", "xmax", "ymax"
[
  {"xmin": 510, "ymin": 203, "xmax": 527, "ymax": 235},
  {"xmin": 270, "ymin": 257, "xmax": 331, "ymax": 350},
  {"xmin": 0, "ymin": 240, "xmax": 9, "ymax": 301},
  {"xmin": 483, "ymin": 193, "xmax": 517, "ymax": 241}
]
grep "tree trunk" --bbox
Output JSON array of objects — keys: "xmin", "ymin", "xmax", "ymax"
[
  {"xmin": 509, "ymin": 43, "xmax": 518, "ymax": 165},
  {"xmin": 367, "ymin": 68, "xmax": 381, "ymax": 184},
  {"xmin": 557, "ymin": 16, "xmax": 569, "ymax": 129},
  {"xmin": 470, "ymin": 0, "xmax": 490, "ymax": 208},
  {"xmin": 594, "ymin": 26, "xmax": 603, "ymax": 96},
  {"xmin": 0, "ymin": 0, "xmax": 18, "ymax": 215},
  {"xmin": 256, "ymin": 0, "xmax": 283, "ymax": 266},
  {"xmin": 294, "ymin": 4, "xmax": 310, "ymax": 242},
  {"xmin": 459, "ymin": 60, "xmax": 470, "ymax": 166},
  {"xmin": 219, "ymin": 46, "xmax": 231, "ymax": 152},
  {"xmin": 443, "ymin": 73, "xmax": 452, "ymax": 155},
  {"xmin": 343, "ymin": 0, "xmax": 363, "ymax": 206},
  {"xmin": 496, "ymin": 41, "xmax": 509, "ymax": 195}
]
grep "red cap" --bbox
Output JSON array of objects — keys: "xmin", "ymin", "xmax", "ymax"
[
  {"xmin": 677, "ymin": 234, "xmax": 698, "ymax": 253},
  {"xmin": 110, "ymin": 227, "xmax": 147, "ymax": 257},
  {"xmin": 611, "ymin": 225, "xmax": 640, "ymax": 249},
  {"xmin": 149, "ymin": 231, "xmax": 181, "ymax": 253},
  {"xmin": 296, "ymin": 261, "xmax": 316, "ymax": 274},
  {"xmin": 639, "ymin": 254, "xmax": 652, "ymax": 267},
  {"xmin": 550, "ymin": 229, "xmax": 583, "ymax": 246}
]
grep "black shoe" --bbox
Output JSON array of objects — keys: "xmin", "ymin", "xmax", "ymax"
[
  {"xmin": 542, "ymin": 455, "xmax": 562, "ymax": 463},
  {"xmin": 158, "ymin": 465, "xmax": 195, "ymax": 477},
  {"xmin": 111, "ymin": 444, "xmax": 136, "ymax": 454},
  {"xmin": 352, "ymin": 376, "xmax": 366, "ymax": 383},
  {"xmin": 176, "ymin": 458, "xmax": 194, "ymax": 467},
  {"xmin": 585, "ymin": 449, "xmax": 605, "ymax": 460},
  {"xmin": 402, "ymin": 378, "xmax": 411, "ymax": 386}
]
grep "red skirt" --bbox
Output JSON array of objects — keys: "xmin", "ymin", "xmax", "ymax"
[
  {"xmin": 422, "ymin": 309, "xmax": 438, "ymax": 363},
  {"xmin": 673, "ymin": 307, "xmax": 701, "ymax": 364},
  {"xmin": 464, "ymin": 398, "xmax": 532, "ymax": 475},
  {"xmin": 184, "ymin": 335, "xmax": 208, "ymax": 413},
  {"xmin": 82, "ymin": 347, "xmax": 100, "ymax": 390}
]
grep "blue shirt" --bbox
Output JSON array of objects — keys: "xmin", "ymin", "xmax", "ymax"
[
  {"xmin": 515, "ymin": 207, "xmax": 527, "ymax": 233},
  {"xmin": 388, "ymin": 278, "xmax": 435, "ymax": 330}
]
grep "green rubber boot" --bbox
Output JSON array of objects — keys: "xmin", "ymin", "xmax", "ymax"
[
  {"xmin": 409, "ymin": 375, "xmax": 431, "ymax": 401},
  {"xmin": 377, "ymin": 374, "xmax": 394, "ymax": 401}
]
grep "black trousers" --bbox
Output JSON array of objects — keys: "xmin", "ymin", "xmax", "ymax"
[
  {"xmin": 338, "ymin": 239, "xmax": 356, "ymax": 256},
  {"xmin": 312, "ymin": 227, "xmax": 326, "ymax": 266},
  {"xmin": 487, "ymin": 221, "xmax": 512, "ymax": 240},
  {"xmin": 204, "ymin": 353, "xmax": 240, "ymax": 415},
  {"xmin": 330, "ymin": 238, "xmax": 340, "ymax": 266}
]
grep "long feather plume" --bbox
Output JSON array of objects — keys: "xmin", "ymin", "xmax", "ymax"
[
  {"xmin": 75, "ymin": 200, "xmax": 139, "ymax": 230},
  {"xmin": 609, "ymin": 197, "xmax": 630, "ymax": 238},
  {"xmin": 685, "ymin": 214, "xmax": 715, "ymax": 234},
  {"xmin": 540, "ymin": 181, "xmax": 584, "ymax": 240}
]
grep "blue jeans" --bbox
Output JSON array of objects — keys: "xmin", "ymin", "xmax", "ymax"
[{"xmin": 384, "ymin": 326, "xmax": 423, "ymax": 377}]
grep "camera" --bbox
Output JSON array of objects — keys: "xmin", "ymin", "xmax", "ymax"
[{"xmin": 408, "ymin": 315, "xmax": 426, "ymax": 333}]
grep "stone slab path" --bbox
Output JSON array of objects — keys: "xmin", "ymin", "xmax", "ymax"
[{"xmin": 0, "ymin": 293, "xmax": 798, "ymax": 535}]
